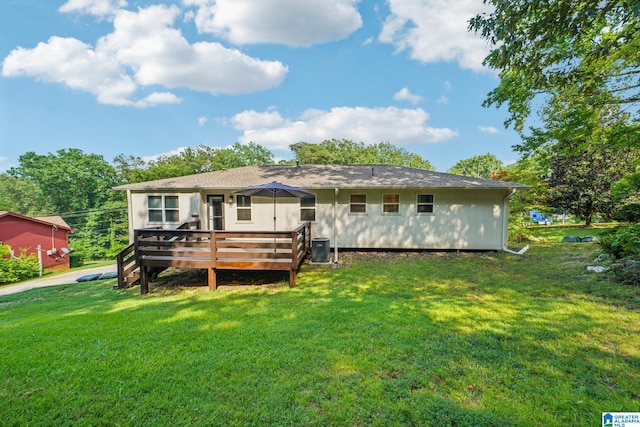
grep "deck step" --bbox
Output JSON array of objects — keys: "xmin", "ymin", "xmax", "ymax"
[{"xmin": 114, "ymin": 270, "xmax": 141, "ymax": 289}]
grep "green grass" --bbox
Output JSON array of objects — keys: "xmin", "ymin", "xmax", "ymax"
[
  {"xmin": 526, "ymin": 222, "xmax": 614, "ymax": 242},
  {"xmin": 1, "ymin": 233, "xmax": 639, "ymax": 426}
]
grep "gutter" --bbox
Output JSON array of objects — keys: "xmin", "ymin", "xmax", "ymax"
[{"xmin": 502, "ymin": 188, "xmax": 529, "ymax": 255}]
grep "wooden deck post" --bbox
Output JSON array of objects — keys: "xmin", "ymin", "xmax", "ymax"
[
  {"xmin": 208, "ymin": 268, "xmax": 217, "ymax": 291},
  {"xmin": 140, "ymin": 266, "xmax": 149, "ymax": 294},
  {"xmin": 116, "ymin": 246, "xmax": 125, "ymax": 289},
  {"xmin": 289, "ymin": 269, "xmax": 296, "ymax": 288},
  {"xmin": 209, "ymin": 231, "xmax": 217, "ymax": 291}
]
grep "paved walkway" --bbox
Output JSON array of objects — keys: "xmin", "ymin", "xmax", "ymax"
[{"xmin": 0, "ymin": 264, "xmax": 117, "ymax": 297}]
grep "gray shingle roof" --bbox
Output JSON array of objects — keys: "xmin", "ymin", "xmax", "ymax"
[{"xmin": 114, "ymin": 164, "xmax": 527, "ymax": 191}]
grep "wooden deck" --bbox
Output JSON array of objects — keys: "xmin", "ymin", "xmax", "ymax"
[{"xmin": 116, "ymin": 222, "xmax": 311, "ymax": 294}]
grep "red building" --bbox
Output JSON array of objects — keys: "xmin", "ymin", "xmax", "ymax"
[{"xmin": 0, "ymin": 211, "xmax": 73, "ymax": 271}]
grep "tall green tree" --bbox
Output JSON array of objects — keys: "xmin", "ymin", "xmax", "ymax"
[
  {"xmin": 446, "ymin": 153, "xmax": 504, "ymax": 178},
  {"xmin": 69, "ymin": 200, "xmax": 129, "ymax": 260},
  {"xmin": 115, "ymin": 143, "xmax": 274, "ymax": 184},
  {"xmin": 496, "ymin": 150, "xmax": 552, "ymax": 215},
  {"xmin": 9, "ymin": 149, "xmax": 120, "ymax": 214},
  {"xmin": 0, "ymin": 174, "xmax": 56, "ymax": 215},
  {"xmin": 470, "ymin": 0, "xmax": 640, "ymax": 133},
  {"xmin": 290, "ymin": 140, "xmax": 434, "ymax": 170},
  {"xmin": 547, "ymin": 146, "xmax": 635, "ymax": 225}
]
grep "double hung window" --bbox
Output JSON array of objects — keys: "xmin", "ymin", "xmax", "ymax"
[
  {"xmin": 417, "ymin": 194, "xmax": 434, "ymax": 213},
  {"xmin": 300, "ymin": 196, "xmax": 316, "ymax": 221},
  {"xmin": 382, "ymin": 194, "xmax": 400, "ymax": 214},
  {"xmin": 236, "ymin": 195, "xmax": 252, "ymax": 221},
  {"xmin": 350, "ymin": 194, "xmax": 366, "ymax": 214},
  {"xmin": 148, "ymin": 195, "xmax": 179, "ymax": 223}
]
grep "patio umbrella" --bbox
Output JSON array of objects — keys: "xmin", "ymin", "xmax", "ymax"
[{"xmin": 234, "ymin": 181, "xmax": 314, "ymax": 231}]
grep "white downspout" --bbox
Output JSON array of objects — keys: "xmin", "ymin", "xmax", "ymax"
[
  {"xmin": 502, "ymin": 188, "xmax": 529, "ymax": 255},
  {"xmin": 333, "ymin": 188, "xmax": 339, "ymax": 264}
]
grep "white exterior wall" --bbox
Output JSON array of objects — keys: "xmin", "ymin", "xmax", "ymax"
[
  {"xmin": 311, "ymin": 188, "xmax": 508, "ymax": 250},
  {"xmin": 127, "ymin": 188, "xmax": 509, "ymax": 250},
  {"xmin": 127, "ymin": 191, "xmax": 202, "ymax": 240}
]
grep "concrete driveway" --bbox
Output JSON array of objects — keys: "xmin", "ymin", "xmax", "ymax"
[{"xmin": 0, "ymin": 264, "xmax": 117, "ymax": 297}]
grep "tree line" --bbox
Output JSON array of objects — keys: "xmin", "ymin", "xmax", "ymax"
[
  {"xmin": 3, "ymin": 2, "xmax": 640, "ymax": 264},
  {"xmin": 2, "ymin": 136, "xmax": 638, "ymax": 265},
  {"xmin": 0, "ymin": 140, "xmax": 437, "ymax": 262}
]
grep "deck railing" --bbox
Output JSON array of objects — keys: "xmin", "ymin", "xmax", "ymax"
[{"xmin": 116, "ymin": 222, "xmax": 311, "ymax": 293}]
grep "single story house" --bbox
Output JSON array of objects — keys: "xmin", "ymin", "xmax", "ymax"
[
  {"xmin": 115, "ymin": 164, "xmax": 527, "ymax": 261},
  {"xmin": 0, "ymin": 211, "xmax": 73, "ymax": 270}
]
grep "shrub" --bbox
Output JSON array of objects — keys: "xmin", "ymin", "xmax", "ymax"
[
  {"xmin": 614, "ymin": 203, "xmax": 640, "ymax": 223},
  {"xmin": 0, "ymin": 246, "xmax": 40, "ymax": 284},
  {"xmin": 609, "ymin": 259, "xmax": 640, "ymax": 286},
  {"xmin": 508, "ymin": 214, "xmax": 531, "ymax": 243},
  {"xmin": 599, "ymin": 225, "xmax": 640, "ymax": 286},
  {"xmin": 598, "ymin": 224, "xmax": 640, "ymax": 259},
  {"xmin": 69, "ymin": 252, "xmax": 84, "ymax": 268}
]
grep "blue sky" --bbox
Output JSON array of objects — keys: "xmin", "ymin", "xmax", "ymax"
[{"xmin": 0, "ymin": 0, "xmax": 522, "ymax": 173}]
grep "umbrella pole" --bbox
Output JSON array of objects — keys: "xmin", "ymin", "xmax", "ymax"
[{"xmin": 273, "ymin": 195, "xmax": 277, "ymax": 252}]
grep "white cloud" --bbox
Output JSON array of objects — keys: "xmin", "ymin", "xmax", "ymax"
[
  {"xmin": 444, "ymin": 80, "xmax": 452, "ymax": 89},
  {"xmin": 393, "ymin": 87, "xmax": 423, "ymax": 105},
  {"xmin": 198, "ymin": 116, "xmax": 208, "ymax": 126},
  {"xmin": 379, "ymin": 0, "xmax": 493, "ymax": 72},
  {"xmin": 2, "ymin": 36, "xmax": 142, "ymax": 106},
  {"xmin": 59, "ymin": 0, "xmax": 127, "ymax": 17},
  {"xmin": 2, "ymin": 4, "xmax": 288, "ymax": 106},
  {"xmin": 229, "ymin": 106, "xmax": 458, "ymax": 150},
  {"xmin": 183, "ymin": 0, "xmax": 362, "ymax": 47},
  {"xmin": 436, "ymin": 95, "xmax": 449, "ymax": 104},
  {"xmin": 478, "ymin": 125, "xmax": 500, "ymax": 134}
]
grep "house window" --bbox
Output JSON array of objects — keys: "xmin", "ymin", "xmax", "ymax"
[
  {"xmin": 417, "ymin": 194, "xmax": 434, "ymax": 214},
  {"xmin": 350, "ymin": 194, "xmax": 366, "ymax": 214},
  {"xmin": 148, "ymin": 195, "xmax": 179, "ymax": 223},
  {"xmin": 300, "ymin": 196, "xmax": 316, "ymax": 221},
  {"xmin": 236, "ymin": 195, "xmax": 252, "ymax": 221},
  {"xmin": 383, "ymin": 194, "xmax": 400, "ymax": 214}
]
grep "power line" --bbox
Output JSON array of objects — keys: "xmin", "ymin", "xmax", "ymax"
[
  {"xmin": 38, "ymin": 206, "xmax": 126, "ymax": 218},
  {"xmin": 58, "ymin": 207, "xmax": 127, "ymax": 218}
]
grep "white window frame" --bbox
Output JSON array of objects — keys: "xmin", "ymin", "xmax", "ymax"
[
  {"xmin": 236, "ymin": 195, "xmax": 252, "ymax": 222},
  {"xmin": 148, "ymin": 195, "xmax": 180, "ymax": 223},
  {"xmin": 382, "ymin": 193, "xmax": 400, "ymax": 214},
  {"xmin": 417, "ymin": 194, "xmax": 434, "ymax": 214},
  {"xmin": 350, "ymin": 194, "xmax": 367, "ymax": 214}
]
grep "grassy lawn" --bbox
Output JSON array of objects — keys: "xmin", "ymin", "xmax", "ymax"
[{"xmin": 1, "ymin": 227, "xmax": 639, "ymax": 426}]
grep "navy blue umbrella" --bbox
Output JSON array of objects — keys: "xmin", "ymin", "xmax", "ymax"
[{"xmin": 234, "ymin": 181, "xmax": 313, "ymax": 230}]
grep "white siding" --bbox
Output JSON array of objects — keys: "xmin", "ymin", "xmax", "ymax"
[
  {"xmin": 311, "ymin": 188, "xmax": 508, "ymax": 250},
  {"xmin": 128, "ymin": 188, "xmax": 509, "ymax": 250}
]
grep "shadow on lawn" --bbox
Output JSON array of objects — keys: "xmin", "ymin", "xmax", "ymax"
[
  {"xmin": 97, "ymin": 249, "xmax": 640, "ymax": 425},
  {"xmin": 4, "ymin": 246, "xmax": 637, "ymax": 425}
]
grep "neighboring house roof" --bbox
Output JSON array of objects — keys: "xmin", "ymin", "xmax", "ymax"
[
  {"xmin": 34, "ymin": 215, "xmax": 73, "ymax": 231},
  {"xmin": 114, "ymin": 165, "xmax": 527, "ymax": 191},
  {"xmin": 0, "ymin": 211, "xmax": 73, "ymax": 231}
]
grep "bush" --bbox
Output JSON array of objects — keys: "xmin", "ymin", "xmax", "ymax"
[
  {"xmin": 0, "ymin": 246, "xmax": 40, "ymax": 284},
  {"xmin": 508, "ymin": 214, "xmax": 531, "ymax": 243},
  {"xmin": 69, "ymin": 252, "xmax": 84, "ymax": 268},
  {"xmin": 609, "ymin": 259, "xmax": 640, "ymax": 286},
  {"xmin": 598, "ymin": 224, "xmax": 640, "ymax": 259},
  {"xmin": 598, "ymin": 225, "xmax": 640, "ymax": 286},
  {"xmin": 614, "ymin": 203, "xmax": 640, "ymax": 223}
]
